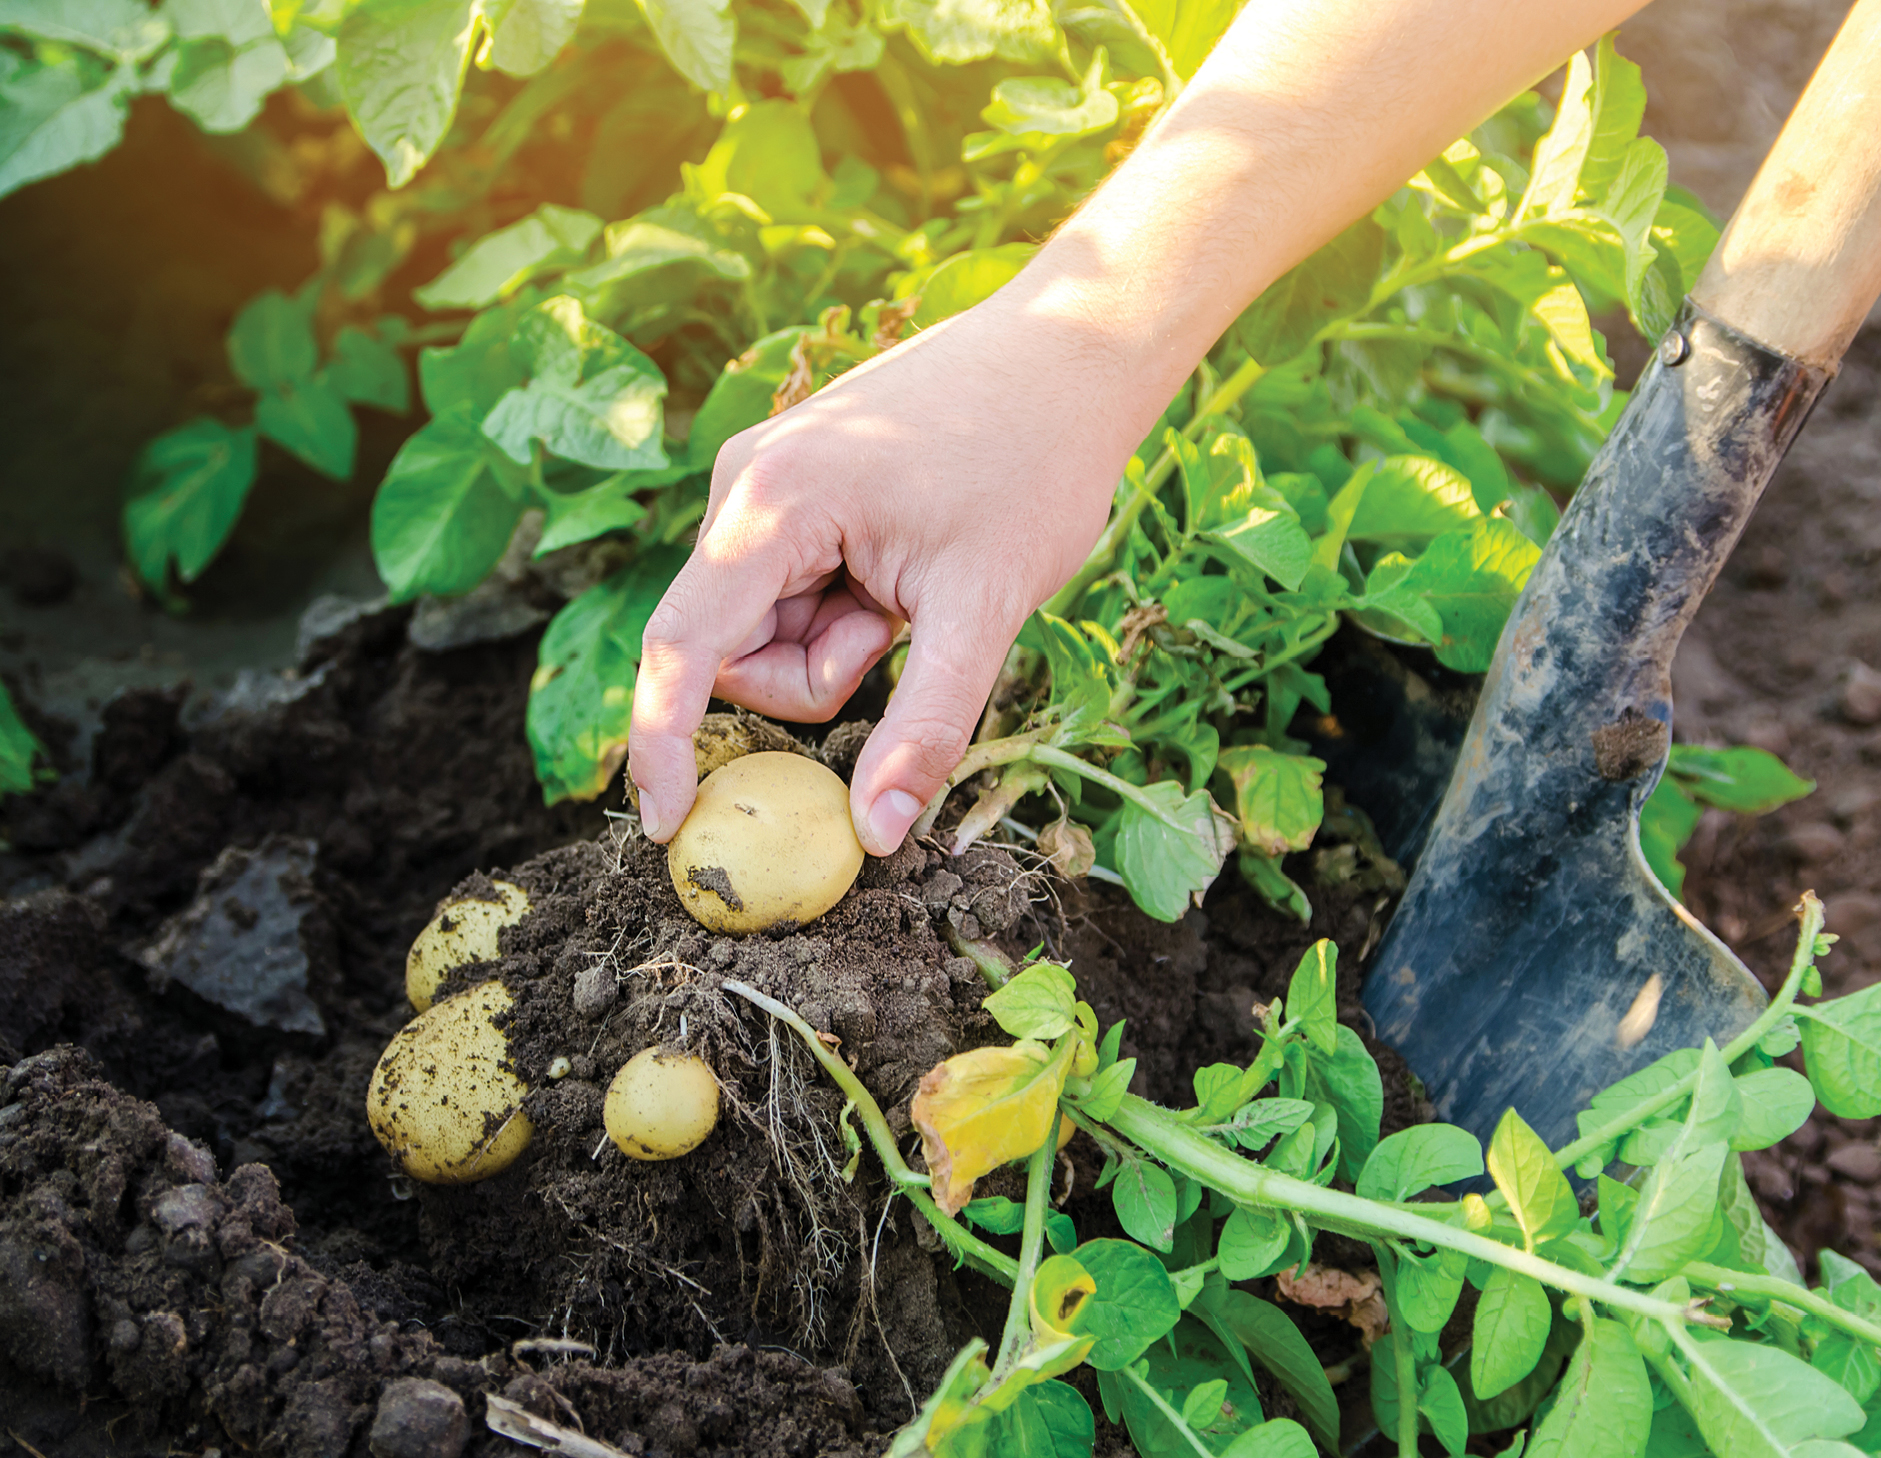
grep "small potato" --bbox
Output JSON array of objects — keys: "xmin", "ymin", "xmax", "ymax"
[
  {"xmin": 406, "ymin": 880, "xmax": 531, "ymax": 1011},
  {"xmin": 366, "ymin": 981, "xmax": 534, "ymax": 1184},
  {"xmin": 667, "ymin": 752, "xmax": 864, "ymax": 934},
  {"xmin": 604, "ymin": 1047, "xmax": 719, "ymax": 1160}
]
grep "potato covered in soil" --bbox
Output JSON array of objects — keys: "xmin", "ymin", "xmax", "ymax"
[
  {"xmin": 603, "ymin": 1047, "xmax": 720, "ymax": 1160},
  {"xmin": 405, "ymin": 880, "xmax": 531, "ymax": 1011},
  {"xmin": 667, "ymin": 752, "xmax": 865, "ymax": 933},
  {"xmin": 367, "ymin": 980, "xmax": 534, "ymax": 1183}
]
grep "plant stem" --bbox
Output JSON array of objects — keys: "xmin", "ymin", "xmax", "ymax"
[
  {"xmin": 1684, "ymin": 1262, "xmax": 1881, "ymax": 1348},
  {"xmin": 1540, "ymin": 896, "xmax": 1823, "ymax": 1181},
  {"xmin": 911, "ymin": 731, "xmax": 1045, "ymax": 837},
  {"xmin": 943, "ymin": 925, "xmax": 1014, "ymax": 988},
  {"xmin": 1391, "ymin": 1314, "xmax": 1419, "ymax": 1458},
  {"xmin": 994, "ymin": 1136, "xmax": 1057, "ymax": 1376},
  {"xmin": 1100, "ymin": 1095, "xmax": 1717, "ymax": 1328},
  {"xmin": 721, "ymin": 980, "xmax": 1019, "ymax": 1285},
  {"xmin": 1027, "ymin": 745, "xmax": 1190, "ymax": 829},
  {"xmin": 1116, "ymin": 1365, "xmax": 1216, "ymax": 1458}
]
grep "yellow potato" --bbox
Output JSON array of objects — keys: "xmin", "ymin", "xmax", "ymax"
[
  {"xmin": 667, "ymin": 752, "xmax": 864, "ymax": 933},
  {"xmin": 406, "ymin": 880, "xmax": 531, "ymax": 1011},
  {"xmin": 604, "ymin": 1047, "xmax": 719, "ymax": 1160},
  {"xmin": 366, "ymin": 981, "xmax": 534, "ymax": 1184}
]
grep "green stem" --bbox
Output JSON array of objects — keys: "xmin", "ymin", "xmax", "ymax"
[
  {"xmin": 1325, "ymin": 321, "xmax": 1600, "ymax": 420},
  {"xmin": 1391, "ymin": 1304, "xmax": 1419, "ymax": 1458},
  {"xmin": 1045, "ymin": 356, "xmax": 1266, "ymax": 617},
  {"xmin": 1027, "ymin": 744, "xmax": 1189, "ymax": 830},
  {"xmin": 943, "ymin": 925, "xmax": 1013, "ymax": 989},
  {"xmin": 994, "ymin": 1136, "xmax": 1057, "ymax": 1376},
  {"xmin": 1116, "ymin": 1365, "xmax": 1215, "ymax": 1458},
  {"xmin": 911, "ymin": 731, "xmax": 1047, "ymax": 837},
  {"xmin": 1100, "ymin": 1094, "xmax": 1719, "ymax": 1329},
  {"xmin": 1540, "ymin": 896, "xmax": 1823, "ymax": 1181},
  {"xmin": 722, "ymin": 980, "xmax": 1020, "ymax": 1284},
  {"xmin": 1685, "ymin": 1262, "xmax": 1881, "ymax": 1348}
]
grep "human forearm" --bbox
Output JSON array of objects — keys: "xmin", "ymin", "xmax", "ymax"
[{"xmin": 1007, "ymin": 0, "xmax": 1650, "ymax": 451}]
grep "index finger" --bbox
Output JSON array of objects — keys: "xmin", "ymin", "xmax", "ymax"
[{"xmin": 628, "ymin": 541, "xmax": 794, "ymax": 841}]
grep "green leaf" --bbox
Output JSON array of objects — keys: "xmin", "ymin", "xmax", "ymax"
[
  {"xmin": 1079, "ymin": 1058, "xmax": 1134, "ymax": 1121},
  {"xmin": 527, "ymin": 547, "xmax": 687, "ymax": 803},
  {"xmin": 686, "ymin": 326, "xmax": 804, "ymax": 473},
  {"xmin": 486, "ymin": 0, "xmax": 582, "ymax": 74},
  {"xmin": 0, "ymin": 678, "xmax": 48, "ymax": 797},
  {"xmin": 336, "ymin": 0, "xmax": 494, "ymax": 189},
  {"xmin": 951, "ymin": 1379, "xmax": 1095, "ymax": 1457},
  {"xmin": 1216, "ymin": 745, "xmax": 1324, "ymax": 859},
  {"xmin": 0, "ymin": 0, "xmax": 169, "ymax": 62},
  {"xmin": 418, "ymin": 294, "xmax": 533, "ymax": 416},
  {"xmin": 1239, "ymin": 850, "xmax": 1309, "ymax": 923},
  {"xmin": 1419, "ymin": 1365, "xmax": 1468, "ymax": 1458},
  {"xmin": 1487, "ymin": 1107, "xmax": 1576, "ymax": 1249},
  {"xmin": 0, "ymin": 53, "xmax": 135, "ymax": 200},
  {"xmin": 1665, "ymin": 1332, "xmax": 1865, "ymax": 1457},
  {"xmin": 1730, "ymin": 1067, "xmax": 1813, "ymax": 1151},
  {"xmin": 1105, "ymin": 1316, "xmax": 1265, "ymax": 1455},
  {"xmin": 636, "ymin": 0, "xmax": 732, "ymax": 93},
  {"xmin": 1639, "ymin": 776, "xmax": 1701, "ymax": 899},
  {"xmin": 1470, "ymin": 1268, "xmax": 1550, "ymax": 1401},
  {"xmin": 1301, "ymin": 1025, "xmax": 1381, "ymax": 1182},
  {"xmin": 1197, "ymin": 1289, "xmax": 1339, "ymax": 1454},
  {"xmin": 1220, "ymin": 1418, "xmax": 1315, "ymax": 1458},
  {"xmin": 1615, "ymin": 1044, "xmax": 1739, "ymax": 1283},
  {"xmin": 1667, "ymin": 744, "xmax": 1815, "ymax": 815},
  {"xmin": 568, "ymin": 207, "xmax": 751, "ymax": 316},
  {"xmin": 123, "ymin": 418, "xmax": 259, "ymax": 589},
  {"xmin": 982, "ymin": 70, "xmax": 1117, "ymax": 139},
  {"xmin": 983, "ymin": 962, "xmax": 1079, "ymax": 1041},
  {"xmin": 1112, "ymin": 781, "xmax": 1236, "ymax": 924},
  {"xmin": 256, "ymin": 375, "xmax": 357, "ymax": 479},
  {"xmin": 162, "ymin": 0, "xmax": 291, "ymax": 133},
  {"xmin": 415, "ymin": 204, "xmax": 605, "ymax": 311},
  {"xmin": 1799, "ymin": 984, "xmax": 1881, "ymax": 1118},
  {"xmin": 1398, "ymin": 518, "xmax": 1541, "ymax": 673},
  {"xmin": 910, "ymin": 244, "xmax": 1034, "ymax": 328},
  {"xmin": 1397, "ymin": 1247, "xmax": 1467, "ymax": 1334},
  {"xmin": 1528, "ymin": 1318, "xmax": 1651, "ymax": 1458},
  {"xmin": 1070, "ymin": 1239, "xmax": 1182, "ymax": 1371},
  {"xmin": 1111, "ymin": 1158, "xmax": 1178, "ymax": 1252},
  {"xmin": 370, "ymin": 407, "xmax": 521, "ymax": 601},
  {"xmin": 535, "ymin": 479, "xmax": 648, "ymax": 559},
  {"xmin": 1217, "ymin": 1207, "xmax": 1289, "ymax": 1281},
  {"xmin": 693, "ymin": 98, "xmax": 824, "ymax": 216},
  {"xmin": 1357, "ymin": 1124, "xmax": 1484, "ymax": 1202},
  {"xmin": 1284, "ymin": 941, "xmax": 1337, "ymax": 1055},
  {"xmin": 326, "ymin": 325, "xmax": 410, "ymax": 413},
  {"xmin": 878, "ymin": 0, "xmax": 1053, "ymax": 66},
  {"xmin": 1128, "ymin": 0, "xmax": 1236, "ymax": 79},
  {"xmin": 483, "ymin": 296, "xmax": 669, "ymax": 471},
  {"xmin": 1204, "ymin": 506, "xmax": 1313, "ymax": 592},
  {"xmin": 1345, "ymin": 456, "xmax": 1482, "ymax": 551},
  {"xmin": 228, "ymin": 289, "xmax": 318, "ymax": 391}
]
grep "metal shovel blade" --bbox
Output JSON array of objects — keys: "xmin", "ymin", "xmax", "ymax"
[{"xmin": 1361, "ymin": 303, "xmax": 1832, "ymax": 1150}]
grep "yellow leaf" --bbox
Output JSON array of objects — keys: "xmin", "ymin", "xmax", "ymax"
[
  {"xmin": 1030, "ymin": 1253, "xmax": 1095, "ymax": 1345},
  {"xmin": 913, "ymin": 1040, "xmax": 1072, "ymax": 1215}
]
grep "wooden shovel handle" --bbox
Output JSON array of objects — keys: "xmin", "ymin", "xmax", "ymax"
[{"xmin": 1691, "ymin": 0, "xmax": 1881, "ymax": 369}]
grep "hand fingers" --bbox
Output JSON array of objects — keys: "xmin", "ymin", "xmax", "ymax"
[
  {"xmin": 714, "ymin": 605, "xmax": 897, "ymax": 721},
  {"xmin": 630, "ymin": 544, "xmax": 803, "ymax": 841},
  {"xmin": 848, "ymin": 612, "xmax": 1015, "ymax": 856}
]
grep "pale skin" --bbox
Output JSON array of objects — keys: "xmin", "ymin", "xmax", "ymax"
[{"xmin": 629, "ymin": 0, "xmax": 1649, "ymax": 856}]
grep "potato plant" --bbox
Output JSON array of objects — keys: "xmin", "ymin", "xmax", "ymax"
[
  {"xmin": 0, "ymin": 2, "xmax": 1810, "ymax": 918},
  {"xmin": 728, "ymin": 896, "xmax": 1881, "ymax": 1458}
]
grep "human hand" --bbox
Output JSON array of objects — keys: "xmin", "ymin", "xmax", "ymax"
[{"xmin": 627, "ymin": 287, "xmax": 1140, "ymax": 856}]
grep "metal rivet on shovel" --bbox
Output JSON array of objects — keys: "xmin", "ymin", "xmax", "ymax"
[{"xmin": 1363, "ymin": 0, "xmax": 1881, "ymax": 1154}]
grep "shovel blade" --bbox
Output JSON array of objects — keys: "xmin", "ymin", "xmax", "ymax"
[{"xmin": 1363, "ymin": 304, "xmax": 1831, "ymax": 1150}]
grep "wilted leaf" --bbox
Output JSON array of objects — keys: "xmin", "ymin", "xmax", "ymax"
[
  {"xmin": 913, "ymin": 1040, "xmax": 1071, "ymax": 1214},
  {"xmin": 1218, "ymin": 745, "xmax": 1325, "ymax": 858}
]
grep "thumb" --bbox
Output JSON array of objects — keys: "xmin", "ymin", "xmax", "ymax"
[{"xmin": 849, "ymin": 614, "xmax": 1013, "ymax": 857}]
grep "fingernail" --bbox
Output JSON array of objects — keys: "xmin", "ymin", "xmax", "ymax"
[
  {"xmin": 867, "ymin": 789, "xmax": 924, "ymax": 854},
  {"xmin": 639, "ymin": 796, "xmax": 664, "ymax": 841}
]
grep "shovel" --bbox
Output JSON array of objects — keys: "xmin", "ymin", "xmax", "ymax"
[{"xmin": 1359, "ymin": 0, "xmax": 1881, "ymax": 1151}]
